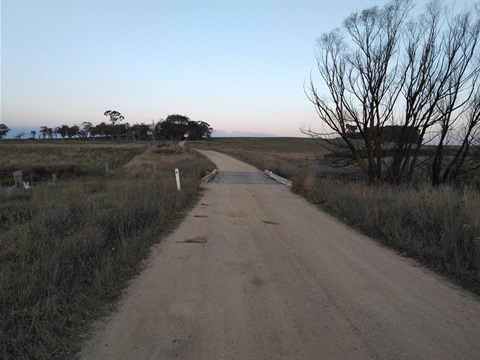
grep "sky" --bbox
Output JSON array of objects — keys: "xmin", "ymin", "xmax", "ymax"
[{"xmin": 0, "ymin": 0, "xmax": 464, "ymax": 138}]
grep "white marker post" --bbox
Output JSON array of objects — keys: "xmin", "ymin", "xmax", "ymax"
[{"xmin": 175, "ymin": 168, "xmax": 181, "ymax": 191}]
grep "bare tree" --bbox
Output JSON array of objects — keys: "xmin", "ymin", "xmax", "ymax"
[
  {"xmin": 305, "ymin": 0, "xmax": 412, "ymax": 183},
  {"xmin": 441, "ymin": 87, "xmax": 480, "ymax": 182},
  {"xmin": 393, "ymin": 2, "xmax": 480, "ymax": 185},
  {"xmin": 305, "ymin": 0, "xmax": 480, "ymax": 185},
  {"xmin": 430, "ymin": 6, "xmax": 480, "ymax": 185},
  {"xmin": 388, "ymin": 0, "xmax": 444, "ymax": 183}
]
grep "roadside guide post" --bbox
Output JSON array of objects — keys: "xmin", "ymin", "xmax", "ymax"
[{"xmin": 175, "ymin": 168, "xmax": 181, "ymax": 191}]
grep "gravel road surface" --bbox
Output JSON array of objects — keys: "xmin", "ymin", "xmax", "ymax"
[{"xmin": 80, "ymin": 150, "xmax": 480, "ymax": 360}]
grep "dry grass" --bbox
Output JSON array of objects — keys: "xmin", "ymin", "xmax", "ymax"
[
  {"xmin": 0, "ymin": 142, "xmax": 146, "ymax": 186},
  {"xmin": 293, "ymin": 177, "xmax": 480, "ymax": 293},
  {"xmin": 0, "ymin": 142, "xmax": 215, "ymax": 359}
]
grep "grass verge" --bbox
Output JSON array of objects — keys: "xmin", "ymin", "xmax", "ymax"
[
  {"xmin": 293, "ymin": 175, "xmax": 480, "ymax": 293},
  {"xmin": 0, "ymin": 144, "xmax": 215, "ymax": 359}
]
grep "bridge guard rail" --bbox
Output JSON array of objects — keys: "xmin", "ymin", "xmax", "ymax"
[
  {"xmin": 201, "ymin": 169, "xmax": 218, "ymax": 183},
  {"xmin": 264, "ymin": 170, "xmax": 292, "ymax": 186}
]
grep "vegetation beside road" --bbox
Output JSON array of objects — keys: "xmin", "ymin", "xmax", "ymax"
[
  {"xmin": 0, "ymin": 141, "xmax": 145, "ymax": 186},
  {"xmin": 190, "ymin": 138, "xmax": 480, "ymax": 295},
  {"xmin": 0, "ymin": 142, "xmax": 214, "ymax": 359}
]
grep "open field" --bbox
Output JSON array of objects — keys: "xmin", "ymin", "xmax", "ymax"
[
  {"xmin": 198, "ymin": 137, "xmax": 322, "ymax": 153},
  {"xmin": 189, "ymin": 138, "xmax": 480, "ymax": 294},
  {"xmin": 0, "ymin": 141, "xmax": 148, "ymax": 186},
  {"xmin": 0, "ymin": 142, "xmax": 215, "ymax": 359}
]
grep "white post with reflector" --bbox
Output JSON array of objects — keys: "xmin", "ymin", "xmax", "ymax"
[{"xmin": 175, "ymin": 168, "xmax": 181, "ymax": 191}]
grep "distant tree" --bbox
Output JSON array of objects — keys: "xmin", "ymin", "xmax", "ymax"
[
  {"xmin": 187, "ymin": 120, "xmax": 213, "ymax": 140},
  {"xmin": 15, "ymin": 132, "xmax": 26, "ymax": 139},
  {"xmin": 104, "ymin": 110, "xmax": 124, "ymax": 126},
  {"xmin": 150, "ymin": 120, "xmax": 157, "ymax": 141},
  {"xmin": 0, "ymin": 124, "xmax": 9, "ymax": 139},
  {"xmin": 30, "ymin": 130, "xmax": 37, "ymax": 139},
  {"xmin": 82, "ymin": 122, "xmax": 93, "ymax": 138},
  {"xmin": 94, "ymin": 122, "xmax": 111, "ymax": 139},
  {"xmin": 39, "ymin": 126, "xmax": 49, "ymax": 139},
  {"xmin": 130, "ymin": 123, "xmax": 151, "ymax": 140},
  {"xmin": 158, "ymin": 114, "xmax": 190, "ymax": 143},
  {"xmin": 139, "ymin": 123, "xmax": 151, "ymax": 140},
  {"xmin": 113, "ymin": 123, "xmax": 128, "ymax": 139},
  {"xmin": 78, "ymin": 129, "xmax": 87, "ymax": 139},
  {"xmin": 67, "ymin": 125, "xmax": 79, "ymax": 139},
  {"xmin": 104, "ymin": 110, "xmax": 124, "ymax": 140},
  {"xmin": 153, "ymin": 118, "xmax": 164, "ymax": 140},
  {"xmin": 56, "ymin": 125, "xmax": 70, "ymax": 139},
  {"xmin": 90, "ymin": 125, "xmax": 99, "ymax": 139}
]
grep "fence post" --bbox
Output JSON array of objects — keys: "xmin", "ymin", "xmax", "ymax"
[{"xmin": 175, "ymin": 168, "xmax": 181, "ymax": 191}]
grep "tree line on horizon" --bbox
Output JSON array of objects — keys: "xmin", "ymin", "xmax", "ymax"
[{"xmin": 0, "ymin": 112, "xmax": 213, "ymax": 142}]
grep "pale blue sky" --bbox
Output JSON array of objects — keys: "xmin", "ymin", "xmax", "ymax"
[{"xmin": 0, "ymin": 0, "xmax": 450, "ymax": 137}]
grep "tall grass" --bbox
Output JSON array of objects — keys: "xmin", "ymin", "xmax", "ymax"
[
  {"xmin": 0, "ymin": 145, "xmax": 214, "ymax": 359},
  {"xmin": 293, "ymin": 173, "xmax": 480, "ymax": 293}
]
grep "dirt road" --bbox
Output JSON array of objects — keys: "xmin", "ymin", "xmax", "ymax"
[{"xmin": 80, "ymin": 151, "xmax": 480, "ymax": 360}]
